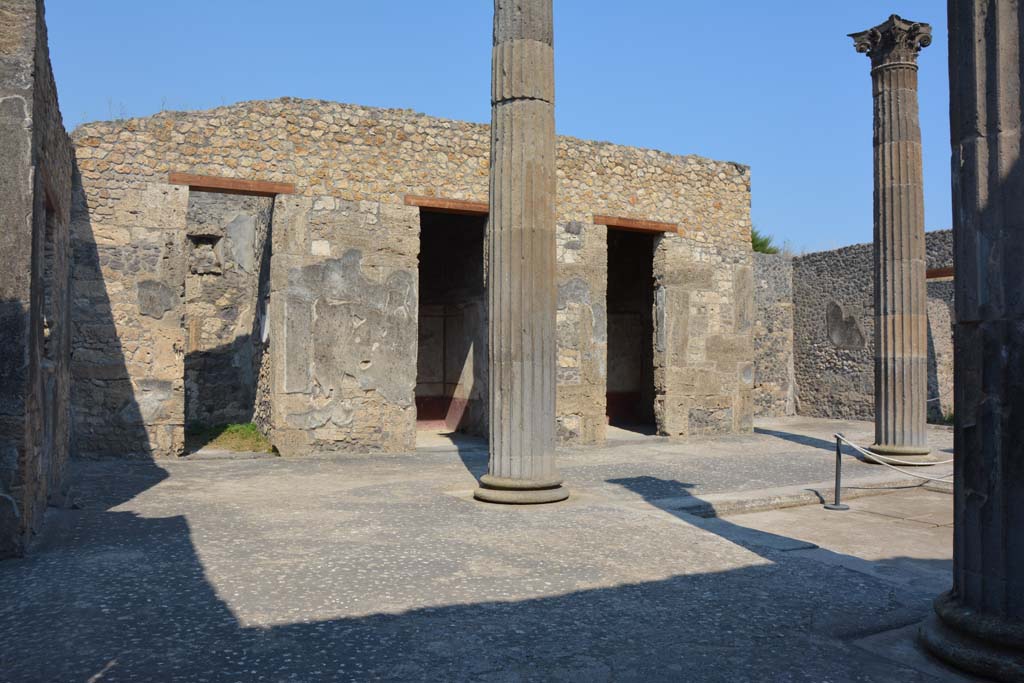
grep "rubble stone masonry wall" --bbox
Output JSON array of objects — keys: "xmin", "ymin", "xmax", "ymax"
[
  {"xmin": 70, "ymin": 98, "xmax": 753, "ymax": 456},
  {"xmin": 791, "ymin": 230, "xmax": 954, "ymax": 421},
  {"xmin": 0, "ymin": 0, "xmax": 73, "ymax": 556}
]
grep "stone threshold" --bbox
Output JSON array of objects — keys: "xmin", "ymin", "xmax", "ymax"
[{"xmin": 633, "ymin": 473, "xmax": 953, "ymax": 519}]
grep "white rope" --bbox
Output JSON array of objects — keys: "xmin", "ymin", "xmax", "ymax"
[{"xmin": 834, "ymin": 433, "xmax": 955, "ymax": 483}]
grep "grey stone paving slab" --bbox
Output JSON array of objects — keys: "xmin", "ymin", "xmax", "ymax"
[
  {"xmin": 851, "ymin": 489, "xmax": 955, "ymax": 527},
  {"xmin": 0, "ymin": 417, "xmax": 959, "ymax": 681},
  {"xmin": 722, "ymin": 491, "xmax": 953, "ymax": 597}
]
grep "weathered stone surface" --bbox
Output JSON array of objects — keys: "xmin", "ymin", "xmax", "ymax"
[
  {"xmin": 268, "ymin": 198, "xmax": 419, "ymax": 455},
  {"xmin": 70, "ymin": 182, "xmax": 188, "ymax": 459},
  {"xmin": 137, "ymin": 280, "xmax": 176, "ymax": 319},
  {"xmin": 851, "ymin": 14, "xmax": 932, "ymax": 458},
  {"xmin": 752, "ymin": 253, "xmax": 794, "ymax": 417},
  {"xmin": 556, "ymin": 223, "xmax": 607, "ymax": 444},
  {"xmin": 919, "ymin": 3, "xmax": 1024, "ymax": 677},
  {"xmin": 791, "ymin": 231, "xmax": 953, "ymax": 424},
  {"xmin": 69, "ymin": 99, "xmax": 752, "ymax": 455},
  {"xmin": 476, "ymin": 0, "xmax": 566, "ymax": 504},
  {"xmin": 0, "ymin": 0, "xmax": 73, "ymax": 558}
]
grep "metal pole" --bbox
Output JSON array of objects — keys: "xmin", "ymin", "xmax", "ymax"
[{"xmin": 825, "ymin": 434, "xmax": 850, "ymax": 511}]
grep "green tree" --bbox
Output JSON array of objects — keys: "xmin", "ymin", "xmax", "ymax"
[{"xmin": 751, "ymin": 227, "xmax": 780, "ymax": 254}]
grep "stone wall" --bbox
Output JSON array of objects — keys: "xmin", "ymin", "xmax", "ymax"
[
  {"xmin": 792, "ymin": 230, "xmax": 954, "ymax": 421},
  {"xmin": 752, "ymin": 253, "xmax": 795, "ymax": 417},
  {"xmin": 70, "ymin": 98, "xmax": 753, "ymax": 455},
  {"xmin": 556, "ymin": 220, "xmax": 608, "ymax": 443},
  {"xmin": 0, "ymin": 0, "xmax": 73, "ymax": 557},
  {"xmin": 268, "ymin": 197, "xmax": 420, "ymax": 455},
  {"xmin": 70, "ymin": 182, "xmax": 188, "ymax": 458}
]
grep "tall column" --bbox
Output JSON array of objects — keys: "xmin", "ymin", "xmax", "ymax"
[
  {"xmin": 850, "ymin": 15, "xmax": 936, "ymax": 463},
  {"xmin": 918, "ymin": 2, "xmax": 1024, "ymax": 678},
  {"xmin": 474, "ymin": 0, "xmax": 568, "ymax": 504}
]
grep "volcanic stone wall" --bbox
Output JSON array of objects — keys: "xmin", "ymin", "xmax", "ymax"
[
  {"xmin": 791, "ymin": 230, "xmax": 954, "ymax": 421},
  {"xmin": 70, "ymin": 98, "xmax": 753, "ymax": 456},
  {"xmin": 0, "ymin": 0, "xmax": 73, "ymax": 556}
]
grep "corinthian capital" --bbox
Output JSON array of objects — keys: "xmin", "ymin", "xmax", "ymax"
[{"xmin": 849, "ymin": 14, "xmax": 932, "ymax": 69}]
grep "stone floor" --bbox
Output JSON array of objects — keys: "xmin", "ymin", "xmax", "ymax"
[{"xmin": 0, "ymin": 417, "xmax": 969, "ymax": 682}]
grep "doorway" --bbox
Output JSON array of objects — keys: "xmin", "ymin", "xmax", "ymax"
[
  {"xmin": 183, "ymin": 191, "xmax": 273, "ymax": 450},
  {"xmin": 606, "ymin": 229, "xmax": 656, "ymax": 433},
  {"xmin": 415, "ymin": 210, "xmax": 487, "ymax": 435}
]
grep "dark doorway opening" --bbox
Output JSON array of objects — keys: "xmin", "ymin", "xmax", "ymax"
[
  {"xmin": 606, "ymin": 229, "xmax": 656, "ymax": 432},
  {"xmin": 183, "ymin": 191, "xmax": 273, "ymax": 451},
  {"xmin": 415, "ymin": 210, "xmax": 487, "ymax": 435}
]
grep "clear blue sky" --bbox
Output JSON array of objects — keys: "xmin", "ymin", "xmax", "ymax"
[{"xmin": 46, "ymin": 0, "xmax": 950, "ymax": 253}]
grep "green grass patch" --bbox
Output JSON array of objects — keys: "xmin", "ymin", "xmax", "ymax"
[{"xmin": 186, "ymin": 423, "xmax": 274, "ymax": 454}]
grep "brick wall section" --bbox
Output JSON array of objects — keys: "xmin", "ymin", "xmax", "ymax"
[
  {"xmin": 0, "ymin": 0, "xmax": 73, "ymax": 557},
  {"xmin": 70, "ymin": 98, "xmax": 753, "ymax": 455},
  {"xmin": 792, "ymin": 230, "xmax": 954, "ymax": 421},
  {"xmin": 752, "ymin": 253, "xmax": 795, "ymax": 417}
]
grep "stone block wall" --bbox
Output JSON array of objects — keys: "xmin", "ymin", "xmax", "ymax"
[
  {"xmin": 556, "ymin": 221, "xmax": 608, "ymax": 443},
  {"xmin": 70, "ymin": 183, "xmax": 188, "ymax": 458},
  {"xmin": 0, "ymin": 0, "xmax": 73, "ymax": 557},
  {"xmin": 268, "ymin": 197, "xmax": 420, "ymax": 455},
  {"xmin": 752, "ymin": 253, "xmax": 795, "ymax": 417},
  {"xmin": 791, "ymin": 230, "xmax": 954, "ymax": 421},
  {"xmin": 654, "ymin": 236, "xmax": 755, "ymax": 435},
  {"xmin": 70, "ymin": 98, "xmax": 753, "ymax": 455}
]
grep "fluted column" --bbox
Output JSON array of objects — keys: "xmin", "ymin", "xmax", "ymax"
[
  {"xmin": 474, "ymin": 0, "xmax": 568, "ymax": 504},
  {"xmin": 850, "ymin": 15, "xmax": 936, "ymax": 462},
  {"xmin": 918, "ymin": 2, "xmax": 1024, "ymax": 678}
]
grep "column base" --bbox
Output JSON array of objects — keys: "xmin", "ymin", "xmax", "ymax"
[
  {"xmin": 919, "ymin": 593, "xmax": 1024, "ymax": 682},
  {"xmin": 474, "ymin": 474, "xmax": 569, "ymax": 505},
  {"xmin": 868, "ymin": 443, "xmax": 940, "ymax": 466}
]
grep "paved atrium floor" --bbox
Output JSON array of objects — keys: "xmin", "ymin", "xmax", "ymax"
[{"xmin": 1, "ymin": 417, "xmax": 968, "ymax": 681}]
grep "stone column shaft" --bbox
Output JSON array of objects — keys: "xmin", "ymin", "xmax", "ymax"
[
  {"xmin": 919, "ymin": 1, "xmax": 1024, "ymax": 678},
  {"xmin": 850, "ymin": 15, "xmax": 934, "ymax": 461},
  {"xmin": 474, "ymin": 0, "xmax": 567, "ymax": 504}
]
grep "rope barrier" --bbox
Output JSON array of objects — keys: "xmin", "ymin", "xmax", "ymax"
[
  {"xmin": 823, "ymin": 433, "xmax": 955, "ymax": 511},
  {"xmin": 834, "ymin": 433, "xmax": 954, "ymax": 482}
]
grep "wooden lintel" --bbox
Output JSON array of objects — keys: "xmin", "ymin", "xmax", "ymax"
[
  {"xmin": 927, "ymin": 266, "xmax": 955, "ymax": 280},
  {"xmin": 592, "ymin": 214, "xmax": 678, "ymax": 234},
  {"xmin": 169, "ymin": 172, "xmax": 295, "ymax": 197},
  {"xmin": 404, "ymin": 194, "xmax": 489, "ymax": 216}
]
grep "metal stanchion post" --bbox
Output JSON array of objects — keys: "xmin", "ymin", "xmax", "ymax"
[{"xmin": 825, "ymin": 434, "xmax": 850, "ymax": 511}]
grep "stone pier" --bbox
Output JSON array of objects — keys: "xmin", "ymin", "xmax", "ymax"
[
  {"xmin": 850, "ymin": 15, "xmax": 935, "ymax": 462},
  {"xmin": 474, "ymin": 0, "xmax": 567, "ymax": 504},
  {"xmin": 918, "ymin": 1, "xmax": 1024, "ymax": 678}
]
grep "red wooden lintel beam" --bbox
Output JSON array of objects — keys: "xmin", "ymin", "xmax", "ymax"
[
  {"xmin": 404, "ymin": 195, "xmax": 489, "ymax": 216},
  {"xmin": 927, "ymin": 266, "xmax": 954, "ymax": 280},
  {"xmin": 592, "ymin": 214, "xmax": 678, "ymax": 234},
  {"xmin": 169, "ymin": 172, "xmax": 295, "ymax": 197}
]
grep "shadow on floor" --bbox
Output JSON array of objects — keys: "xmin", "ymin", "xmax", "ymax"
[
  {"xmin": 417, "ymin": 429, "xmax": 489, "ymax": 479},
  {"xmin": 754, "ymin": 428, "xmax": 876, "ymax": 463},
  {"xmin": 0, "ymin": 464, "xmax": 955, "ymax": 680}
]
